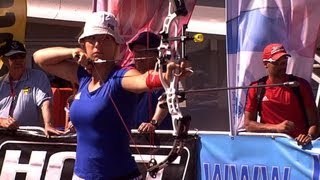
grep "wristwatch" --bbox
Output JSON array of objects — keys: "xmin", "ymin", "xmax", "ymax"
[{"xmin": 150, "ymin": 119, "xmax": 159, "ymax": 128}]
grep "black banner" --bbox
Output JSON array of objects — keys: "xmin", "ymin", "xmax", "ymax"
[
  {"xmin": 132, "ymin": 133, "xmax": 198, "ymax": 180},
  {"xmin": 0, "ymin": 128, "xmax": 198, "ymax": 180}
]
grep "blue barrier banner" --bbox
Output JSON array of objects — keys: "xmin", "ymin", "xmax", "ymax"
[{"xmin": 198, "ymin": 133, "xmax": 320, "ymax": 180}]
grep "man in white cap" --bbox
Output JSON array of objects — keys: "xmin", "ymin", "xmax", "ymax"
[
  {"xmin": 34, "ymin": 11, "xmax": 191, "ymax": 179},
  {"xmin": 0, "ymin": 40, "xmax": 63, "ymax": 136},
  {"xmin": 244, "ymin": 43, "xmax": 319, "ymax": 146}
]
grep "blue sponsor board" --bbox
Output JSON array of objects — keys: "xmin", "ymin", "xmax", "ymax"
[{"xmin": 198, "ymin": 133, "xmax": 320, "ymax": 180}]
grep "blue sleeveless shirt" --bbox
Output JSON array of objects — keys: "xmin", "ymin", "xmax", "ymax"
[{"xmin": 70, "ymin": 66, "xmax": 138, "ymax": 179}]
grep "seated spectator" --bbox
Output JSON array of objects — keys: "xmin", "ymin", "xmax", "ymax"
[
  {"xmin": 129, "ymin": 31, "xmax": 173, "ymax": 132},
  {"xmin": 244, "ymin": 43, "xmax": 320, "ymax": 146},
  {"xmin": 0, "ymin": 40, "xmax": 63, "ymax": 136}
]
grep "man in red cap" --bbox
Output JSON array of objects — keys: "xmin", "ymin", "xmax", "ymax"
[{"xmin": 244, "ymin": 43, "xmax": 319, "ymax": 146}]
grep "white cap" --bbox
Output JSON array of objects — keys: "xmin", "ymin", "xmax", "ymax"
[{"xmin": 78, "ymin": 11, "xmax": 124, "ymax": 44}]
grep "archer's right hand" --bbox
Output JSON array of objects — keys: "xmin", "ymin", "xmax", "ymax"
[{"xmin": 72, "ymin": 48, "xmax": 93, "ymax": 74}]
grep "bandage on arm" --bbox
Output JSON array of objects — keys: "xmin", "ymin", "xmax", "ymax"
[{"xmin": 146, "ymin": 71, "xmax": 162, "ymax": 89}]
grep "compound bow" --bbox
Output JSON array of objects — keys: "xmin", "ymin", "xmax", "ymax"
[{"xmin": 147, "ymin": 0, "xmax": 200, "ymax": 178}]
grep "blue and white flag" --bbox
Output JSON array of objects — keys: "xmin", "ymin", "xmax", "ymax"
[{"xmin": 226, "ymin": 0, "xmax": 320, "ymax": 134}]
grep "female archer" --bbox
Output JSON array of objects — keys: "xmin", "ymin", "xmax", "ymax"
[{"xmin": 33, "ymin": 11, "xmax": 191, "ymax": 180}]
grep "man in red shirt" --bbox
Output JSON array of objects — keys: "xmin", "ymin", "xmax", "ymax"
[{"xmin": 244, "ymin": 43, "xmax": 319, "ymax": 146}]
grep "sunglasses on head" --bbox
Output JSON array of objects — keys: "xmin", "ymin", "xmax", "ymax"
[{"xmin": 266, "ymin": 57, "xmax": 288, "ymax": 66}]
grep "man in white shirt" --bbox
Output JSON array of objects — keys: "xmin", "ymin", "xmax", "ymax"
[{"xmin": 0, "ymin": 40, "xmax": 63, "ymax": 136}]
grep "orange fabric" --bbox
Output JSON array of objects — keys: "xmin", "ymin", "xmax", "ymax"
[{"xmin": 51, "ymin": 87, "xmax": 73, "ymax": 129}]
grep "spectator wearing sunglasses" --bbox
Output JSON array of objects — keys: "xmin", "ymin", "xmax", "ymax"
[
  {"xmin": 0, "ymin": 40, "xmax": 63, "ymax": 136},
  {"xmin": 244, "ymin": 43, "xmax": 320, "ymax": 146}
]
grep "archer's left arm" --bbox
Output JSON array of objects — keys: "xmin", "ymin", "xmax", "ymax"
[
  {"xmin": 121, "ymin": 68, "xmax": 153, "ymax": 94},
  {"xmin": 122, "ymin": 61, "xmax": 192, "ymax": 94}
]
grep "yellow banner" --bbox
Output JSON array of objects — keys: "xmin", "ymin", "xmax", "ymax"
[{"xmin": 0, "ymin": 0, "xmax": 27, "ymax": 71}]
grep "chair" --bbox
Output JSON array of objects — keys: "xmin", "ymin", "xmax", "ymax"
[{"xmin": 51, "ymin": 87, "xmax": 73, "ymax": 129}]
